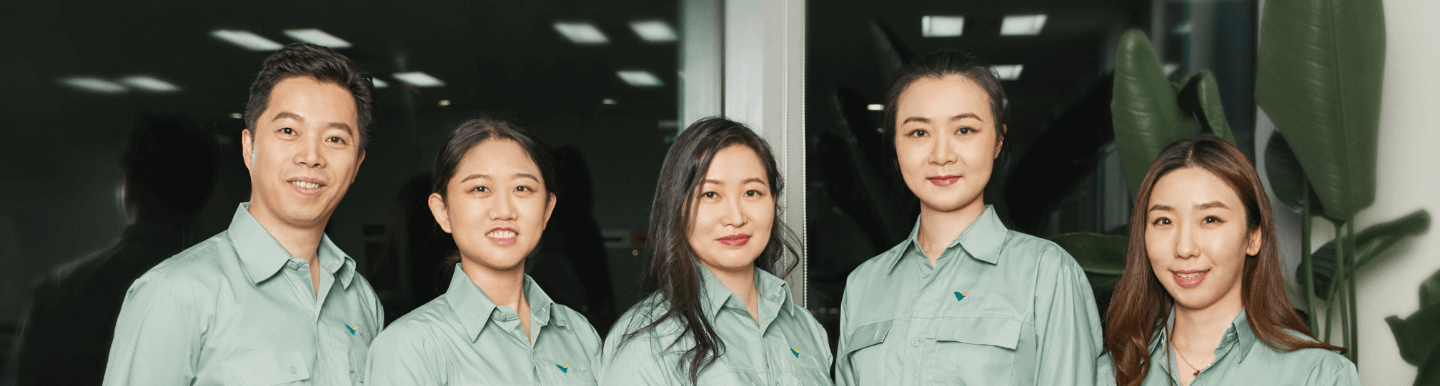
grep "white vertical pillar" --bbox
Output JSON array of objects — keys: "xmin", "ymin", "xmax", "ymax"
[{"xmin": 680, "ymin": 0, "xmax": 723, "ymax": 128}]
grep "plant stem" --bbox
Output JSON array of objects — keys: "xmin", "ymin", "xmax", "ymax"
[
  {"xmin": 1301, "ymin": 179, "xmax": 1317, "ymax": 333},
  {"xmin": 1346, "ymin": 220, "xmax": 1359, "ymax": 363}
]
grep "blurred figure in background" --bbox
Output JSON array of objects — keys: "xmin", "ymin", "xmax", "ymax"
[
  {"xmin": 531, "ymin": 145, "xmax": 617, "ymax": 333},
  {"xmin": 11, "ymin": 115, "xmax": 217, "ymax": 386}
]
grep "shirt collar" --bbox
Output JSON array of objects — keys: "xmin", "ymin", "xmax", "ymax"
[
  {"xmin": 889, "ymin": 205, "xmax": 1006, "ymax": 272},
  {"xmin": 1152, "ymin": 307, "xmax": 1258, "ymax": 378},
  {"xmin": 446, "ymin": 263, "xmax": 559, "ymax": 343},
  {"xmin": 227, "ymin": 203, "xmax": 355, "ymax": 288},
  {"xmin": 698, "ymin": 263, "xmax": 793, "ymax": 319}
]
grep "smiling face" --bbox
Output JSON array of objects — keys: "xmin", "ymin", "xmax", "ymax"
[
  {"xmin": 428, "ymin": 139, "xmax": 555, "ymax": 273},
  {"xmin": 687, "ymin": 144, "xmax": 775, "ymax": 274},
  {"xmin": 1145, "ymin": 167, "xmax": 1262, "ymax": 313},
  {"xmin": 242, "ymin": 76, "xmax": 365, "ymax": 230},
  {"xmin": 893, "ymin": 75, "xmax": 1004, "ymax": 214}
]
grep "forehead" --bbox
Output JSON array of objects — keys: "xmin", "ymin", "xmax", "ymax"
[
  {"xmin": 895, "ymin": 75, "xmax": 993, "ymax": 121},
  {"xmin": 1150, "ymin": 167, "xmax": 1243, "ymax": 208},
  {"xmin": 703, "ymin": 144, "xmax": 767, "ymax": 182},
  {"xmin": 264, "ymin": 76, "xmax": 358, "ymax": 126},
  {"xmin": 456, "ymin": 138, "xmax": 540, "ymax": 174}
]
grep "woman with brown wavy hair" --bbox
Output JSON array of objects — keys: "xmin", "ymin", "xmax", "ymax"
[{"xmin": 1098, "ymin": 134, "xmax": 1357, "ymax": 386}]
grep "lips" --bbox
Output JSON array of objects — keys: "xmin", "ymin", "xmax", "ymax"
[
  {"xmin": 287, "ymin": 178, "xmax": 327, "ymax": 196},
  {"xmin": 487, "ymin": 227, "xmax": 518, "ymax": 246},
  {"xmin": 717, "ymin": 234, "xmax": 750, "ymax": 247},
  {"xmin": 928, "ymin": 175, "xmax": 960, "ymax": 187},
  {"xmin": 1173, "ymin": 270, "xmax": 1209, "ymax": 288}
]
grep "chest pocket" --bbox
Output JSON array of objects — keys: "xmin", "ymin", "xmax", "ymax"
[
  {"xmin": 931, "ymin": 316, "xmax": 1022, "ymax": 385},
  {"xmin": 842, "ymin": 320, "xmax": 892, "ymax": 385},
  {"xmin": 541, "ymin": 356, "xmax": 598, "ymax": 386},
  {"xmin": 222, "ymin": 347, "xmax": 311, "ymax": 385}
]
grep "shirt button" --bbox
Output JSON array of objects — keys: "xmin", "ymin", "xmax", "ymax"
[
  {"xmin": 910, "ymin": 339, "xmax": 919, "ymax": 347},
  {"xmin": 289, "ymin": 365, "xmax": 297, "ymax": 374}
]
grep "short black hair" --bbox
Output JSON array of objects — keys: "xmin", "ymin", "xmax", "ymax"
[
  {"xmin": 431, "ymin": 116, "xmax": 559, "ymax": 199},
  {"xmin": 122, "ymin": 115, "xmax": 217, "ymax": 220},
  {"xmin": 244, "ymin": 43, "xmax": 376, "ymax": 151},
  {"xmin": 880, "ymin": 50, "xmax": 1009, "ymax": 171}
]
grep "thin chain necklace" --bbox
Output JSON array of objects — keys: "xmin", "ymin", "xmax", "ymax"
[{"xmin": 1170, "ymin": 324, "xmax": 1208, "ymax": 377}]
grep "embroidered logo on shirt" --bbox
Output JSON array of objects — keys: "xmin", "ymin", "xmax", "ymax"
[
  {"xmin": 791, "ymin": 348, "xmax": 800, "ymax": 358},
  {"xmin": 556, "ymin": 364, "xmax": 569, "ymax": 374},
  {"xmin": 345, "ymin": 324, "xmax": 360, "ymax": 335},
  {"xmin": 954, "ymin": 292, "xmax": 969, "ymax": 301}
]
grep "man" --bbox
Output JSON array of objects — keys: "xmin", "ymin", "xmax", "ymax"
[
  {"xmin": 103, "ymin": 43, "xmax": 384, "ymax": 385},
  {"xmin": 12, "ymin": 116, "xmax": 216, "ymax": 386}
]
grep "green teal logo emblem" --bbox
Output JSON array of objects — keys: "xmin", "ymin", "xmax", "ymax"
[
  {"xmin": 345, "ymin": 324, "xmax": 360, "ymax": 335},
  {"xmin": 954, "ymin": 292, "xmax": 969, "ymax": 301},
  {"xmin": 791, "ymin": 348, "xmax": 800, "ymax": 358},
  {"xmin": 556, "ymin": 364, "xmax": 569, "ymax": 374}
]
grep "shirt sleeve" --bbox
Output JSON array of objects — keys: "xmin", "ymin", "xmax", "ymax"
[
  {"xmin": 102, "ymin": 272, "xmax": 202, "ymax": 386},
  {"xmin": 833, "ymin": 279, "xmax": 858, "ymax": 386},
  {"xmin": 365, "ymin": 324, "xmax": 443, "ymax": 386},
  {"xmin": 1033, "ymin": 246, "xmax": 1104, "ymax": 386},
  {"xmin": 1312, "ymin": 357, "xmax": 1361, "ymax": 386}
]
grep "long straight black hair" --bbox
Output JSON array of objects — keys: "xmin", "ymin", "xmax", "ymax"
[{"xmin": 621, "ymin": 117, "xmax": 800, "ymax": 384}]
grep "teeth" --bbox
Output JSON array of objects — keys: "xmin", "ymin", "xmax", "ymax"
[
  {"xmin": 1177, "ymin": 271, "xmax": 1203, "ymax": 279},
  {"xmin": 488, "ymin": 230, "xmax": 517, "ymax": 238},
  {"xmin": 290, "ymin": 181, "xmax": 321, "ymax": 189}
]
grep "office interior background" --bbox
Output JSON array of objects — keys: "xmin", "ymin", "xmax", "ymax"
[{"xmin": 0, "ymin": 0, "xmax": 1435, "ymax": 384}]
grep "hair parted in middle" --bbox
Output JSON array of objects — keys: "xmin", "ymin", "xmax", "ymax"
[{"xmin": 620, "ymin": 116, "xmax": 800, "ymax": 385}]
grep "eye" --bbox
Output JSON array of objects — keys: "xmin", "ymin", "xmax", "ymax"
[
  {"xmin": 326, "ymin": 136, "xmax": 346, "ymax": 144},
  {"xmin": 1152, "ymin": 217, "xmax": 1172, "ymax": 226},
  {"xmin": 515, "ymin": 186, "xmax": 532, "ymax": 192},
  {"xmin": 1203, "ymin": 216, "xmax": 1223, "ymax": 224},
  {"xmin": 471, "ymin": 186, "xmax": 488, "ymax": 193},
  {"xmin": 906, "ymin": 129, "xmax": 928, "ymax": 138},
  {"xmin": 957, "ymin": 127, "xmax": 974, "ymax": 135},
  {"xmin": 745, "ymin": 189, "xmax": 763, "ymax": 197},
  {"xmin": 702, "ymin": 191, "xmax": 718, "ymax": 199},
  {"xmin": 280, "ymin": 128, "xmax": 295, "ymax": 135}
]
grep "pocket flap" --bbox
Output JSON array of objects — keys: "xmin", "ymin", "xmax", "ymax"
[
  {"xmin": 223, "ymin": 346, "xmax": 310, "ymax": 385},
  {"xmin": 934, "ymin": 317, "xmax": 1022, "ymax": 350},
  {"xmin": 843, "ymin": 320, "xmax": 893, "ymax": 354}
]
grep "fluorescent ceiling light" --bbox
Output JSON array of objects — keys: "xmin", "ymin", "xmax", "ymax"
[
  {"xmin": 602, "ymin": 98, "xmax": 618, "ymax": 105},
  {"xmin": 283, "ymin": 29, "xmax": 352, "ymax": 48},
  {"xmin": 211, "ymin": 30, "xmax": 283, "ymax": 51},
  {"xmin": 120, "ymin": 76, "xmax": 180, "ymax": 92},
  {"xmin": 867, "ymin": 104, "xmax": 885, "ymax": 111},
  {"xmin": 629, "ymin": 20, "xmax": 677, "ymax": 42},
  {"xmin": 617, "ymin": 70, "xmax": 663, "ymax": 87},
  {"xmin": 991, "ymin": 64, "xmax": 1024, "ymax": 81},
  {"xmin": 393, "ymin": 72, "xmax": 445, "ymax": 87},
  {"xmin": 59, "ymin": 77, "xmax": 127, "ymax": 94},
  {"xmin": 230, "ymin": 113, "xmax": 243, "ymax": 119},
  {"xmin": 922, "ymin": 16, "xmax": 965, "ymax": 37},
  {"xmin": 371, "ymin": 78, "xmax": 389, "ymax": 88},
  {"xmin": 1000, "ymin": 15, "xmax": 1048, "ymax": 36},
  {"xmin": 554, "ymin": 22, "xmax": 609, "ymax": 44},
  {"xmin": 1163, "ymin": 63, "xmax": 1180, "ymax": 76}
]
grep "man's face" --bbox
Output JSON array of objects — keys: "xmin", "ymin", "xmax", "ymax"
[{"xmin": 241, "ymin": 76, "xmax": 364, "ymax": 230}]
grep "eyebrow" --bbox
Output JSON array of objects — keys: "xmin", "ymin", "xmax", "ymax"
[
  {"xmin": 1148, "ymin": 204, "xmax": 1173, "ymax": 212},
  {"xmin": 702, "ymin": 177, "xmax": 768, "ymax": 186},
  {"xmin": 1148, "ymin": 201, "xmax": 1231, "ymax": 212},
  {"xmin": 272, "ymin": 111, "xmax": 354, "ymax": 132},
  {"xmin": 459, "ymin": 173, "xmax": 539, "ymax": 183},
  {"xmin": 900, "ymin": 113, "xmax": 984, "ymax": 125}
]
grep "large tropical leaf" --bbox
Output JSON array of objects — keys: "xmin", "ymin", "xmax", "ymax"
[
  {"xmin": 1301, "ymin": 210, "xmax": 1431, "ymax": 298},
  {"xmin": 1046, "ymin": 232, "xmax": 1128, "ymax": 291},
  {"xmin": 1255, "ymin": 0, "xmax": 1386, "ymax": 219},
  {"xmin": 1387, "ymin": 297, "xmax": 1440, "ymax": 366},
  {"xmin": 1421, "ymin": 268, "xmax": 1440, "ymax": 311},
  {"xmin": 1263, "ymin": 131, "xmax": 1326, "ymax": 215},
  {"xmin": 1112, "ymin": 29, "xmax": 1192, "ymax": 197},
  {"xmin": 1416, "ymin": 341, "xmax": 1440, "ymax": 386},
  {"xmin": 1174, "ymin": 70, "xmax": 1237, "ymax": 144}
]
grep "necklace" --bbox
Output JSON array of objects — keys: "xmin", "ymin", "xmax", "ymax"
[{"xmin": 1170, "ymin": 329, "xmax": 1207, "ymax": 377}]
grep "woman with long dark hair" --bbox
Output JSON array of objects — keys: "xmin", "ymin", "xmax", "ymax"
[
  {"xmin": 834, "ymin": 50, "xmax": 1102, "ymax": 386},
  {"xmin": 366, "ymin": 117, "xmax": 602, "ymax": 385},
  {"xmin": 598, "ymin": 117, "xmax": 832, "ymax": 385},
  {"xmin": 1099, "ymin": 135, "xmax": 1357, "ymax": 386}
]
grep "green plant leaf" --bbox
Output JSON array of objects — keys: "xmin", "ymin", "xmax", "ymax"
[
  {"xmin": 1264, "ymin": 131, "xmax": 1326, "ymax": 215},
  {"xmin": 1112, "ymin": 29, "xmax": 1193, "ymax": 197},
  {"xmin": 1301, "ymin": 210, "xmax": 1431, "ymax": 299},
  {"xmin": 1416, "ymin": 342, "xmax": 1440, "ymax": 386},
  {"xmin": 1175, "ymin": 70, "xmax": 1236, "ymax": 144},
  {"xmin": 1255, "ymin": 0, "xmax": 1385, "ymax": 219},
  {"xmin": 1421, "ymin": 268, "xmax": 1440, "ymax": 309},
  {"xmin": 1386, "ymin": 301, "xmax": 1440, "ymax": 366},
  {"xmin": 1047, "ymin": 232, "xmax": 1129, "ymax": 292}
]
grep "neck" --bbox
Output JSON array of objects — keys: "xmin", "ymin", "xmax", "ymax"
[
  {"xmin": 916, "ymin": 198, "xmax": 987, "ymax": 264},
  {"xmin": 1171, "ymin": 292, "xmax": 1244, "ymax": 366},
  {"xmin": 704, "ymin": 262, "xmax": 759, "ymax": 322},
  {"xmin": 247, "ymin": 202, "xmax": 326, "ymax": 264},
  {"xmin": 461, "ymin": 258, "xmax": 528, "ymax": 312}
]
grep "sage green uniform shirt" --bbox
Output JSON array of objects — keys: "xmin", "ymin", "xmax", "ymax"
[
  {"xmin": 103, "ymin": 203, "xmax": 384, "ymax": 386},
  {"xmin": 1097, "ymin": 309, "xmax": 1359, "ymax": 386},
  {"xmin": 598, "ymin": 265, "xmax": 833, "ymax": 386},
  {"xmin": 365, "ymin": 264, "xmax": 603, "ymax": 385},
  {"xmin": 835, "ymin": 205, "xmax": 1102, "ymax": 386}
]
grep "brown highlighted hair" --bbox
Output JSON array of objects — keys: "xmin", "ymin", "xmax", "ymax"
[{"xmin": 1104, "ymin": 134, "xmax": 1344, "ymax": 386}]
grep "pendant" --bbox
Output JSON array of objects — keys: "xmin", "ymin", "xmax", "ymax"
[{"xmin": 1193, "ymin": 370, "xmax": 1200, "ymax": 376}]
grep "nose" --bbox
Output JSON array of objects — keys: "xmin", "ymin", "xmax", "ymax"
[
  {"xmin": 927, "ymin": 134, "xmax": 957, "ymax": 167},
  {"xmin": 719, "ymin": 194, "xmax": 747, "ymax": 229},
  {"xmin": 1174, "ymin": 222, "xmax": 1200, "ymax": 260},
  {"xmin": 295, "ymin": 136, "xmax": 324, "ymax": 168},
  {"xmin": 490, "ymin": 189, "xmax": 518, "ymax": 221}
]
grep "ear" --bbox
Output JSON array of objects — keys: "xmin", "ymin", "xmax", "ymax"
[
  {"xmin": 994, "ymin": 124, "xmax": 1007, "ymax": 159},
  {"xmin": 241, "ymin": 129, "xmax": 255, "ymax": 171},
  {"xmin": 428, "ymin": 192, "xmax": 454, "ymax": 234},
  {"xmin": 542, "ymin": 193, "xmax": 557, "ymax": 226},
  {"xmin": 356, "ymin": 150, "xmax": 366, "ymax": 170},
  {"xmin": 1245, "ymin": 226, "xmax": 1263, "ymax": 257}
]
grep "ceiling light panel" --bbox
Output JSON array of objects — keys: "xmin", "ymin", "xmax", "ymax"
[
  {"xmin": 922, "ymin": 16, "xmax": 965, "ymax": 37},
  {"xmin": 393, "ymin": 72, "xmax": 445, "ymax": 87},
  {"xmin": 1000, "ymin": 15, "xmax": 1048, "ymax": 36},
  {"xmin": 554, "ymin": 22, "xmax": 609, "ymax": 44},
  {"xmin": 617, "ymin": 70, "xmax": 664, "ymax": 87},
  {"xmin": 283, "ymin": 29, "xmax": 352, "ymax": 48},
  {"xmin": 991, "ymin": 64, "xmax": 1024, "ymax": 81},
  {"xmin": 119, "ymin": 76, "xmax": 180, "ymax": 92},
  {"xmin": 59, "ymin": 77, "xmax": 127, "ymax": 94},
  {"xmin": 371, "ymin": 78, "xmax": 389, "ymax": 88},
  {"xmin": 211, "ymin": 30, "xmax": 283, "ymax": 51},
  {"xmin": 630, "ymin": 20, "xmax": 677, "ymax": 42}
]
